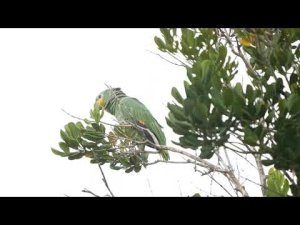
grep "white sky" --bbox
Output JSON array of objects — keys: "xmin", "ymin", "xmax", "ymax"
[{"xmin": 0, "ymin": 28, "xmax": 263, "ymax": 196}]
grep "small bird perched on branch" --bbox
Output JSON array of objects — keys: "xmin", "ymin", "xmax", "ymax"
[{"xmin": 95, "ymin": 87, "xmax": 169, "ymax": 161}]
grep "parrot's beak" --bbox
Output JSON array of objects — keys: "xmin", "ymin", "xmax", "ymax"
[{"xmin": 96, "ymin": 97, "xmax": 105, "ymax": 107}]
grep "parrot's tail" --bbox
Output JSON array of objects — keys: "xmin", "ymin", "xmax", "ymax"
[
  {"xmin": 145, "ymin": 142, "xmax": 170, "ymax": 161},
  {"xmin": 160, "ymin": 148, "xmax": 170, "ymax": 161}
]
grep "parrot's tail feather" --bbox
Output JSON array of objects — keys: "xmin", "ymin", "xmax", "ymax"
[
  {"xmin": 145, "ymin": 142, "xmax": 169, "ymax": 161},
  {"xmin": 159, "ymin": 148, "xmax": 170, "ymax": 161}
]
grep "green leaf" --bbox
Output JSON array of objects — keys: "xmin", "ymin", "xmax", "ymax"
[
  {"xmin": 154, "ymin": 37, "xmax": 166, "ymax": 51},
  {"xmin": 266, "ymin": 167, "xmax": 289, "ymax": 197},
  {"xmin": 218, "ymin": 45, "xmax": 227, "ymax": 63},
  {"xmin": 211, "ymin": 89, "xmax": 226, "ymax": 112},
  {"xmin": 278, "ymin": 99, "xmax": 287, "ymax": 115},
  {"xmin": 167, "ymin": 123, "xmax": 189, "ymax": 136},
  {"xmin": 287, "ymin": 94, "xmax": 300, "ymax": 115},
  {"xmin": 200, "ymin": 145, "xmax": 214, "ymax": 159},
  {"xmin": 261, "ymin": 159, "xmax": 274, "ymax": 166},
  {"xmin": 51, "ymin": 148, "xmax": 67, "ymax": 157},
  {"xmin": 195, "ymin": 101, "xmax": 208, "ymax": 119},
  {"xmin": 134, "ymin": 165, "xmax": 142, "ymax": 173},
  {"xmin": 191, "ymin": 193, "xmax": 201, "ymax": 197},
  {"xmin": 171, "ymin": 87, "xmax": 184, "ymax": 104},
  {"xmin": 81, "ymin": 140, "xmax": 98, "ymax": 148},
  {"xmin": 246, "ymin": 85, "xmax": 255, "ymax": 103},
  {"xmin": 90, "ymin": 158, "xmax": 106, "ymax": 164},
  {"xmin": 234, "ymin": 83, "xmax": 244, "ymax": 99},
  {"xmin": 91, "ymin": 123, "xmax": 100, "ymax": 131},
  {"xmin": 173, "ymin": 120, "xmax": 194, "ymax": 130},
  {"xmin": 185, "ymin": 29, "xmax": 195, "ymax": 47},
  {"xmin": 59, "ymin": 142, "xmax": 70, "ymax": 154},
  {"xmin": 244, "ymin": 127, "xmax": 258, "ymax": 146},
  {"xmin": 68, "ymin": 152, "xmax": 84, "ymax": 160},
  {"xmin": 223, "ymin": 87, "xmax": 233, "ymax": 107},
  {"xmin": 183, "ymin": 98, "xmax": 196, "ymax": 115},
  {"xmin": 66, "ymin": 122, "xmax": 81, "ymax": 140},
  {"xmin": 60, "ymin": 129, "xmax": 79, "ymax": 148},
  {"xmin": 255, "ymin": 99, "xmax": 267, "ymax": 118},
  {"xmin": 82, "ymin": 132, "xmax": 104, "ymax": 142},
  {"xmin": 200, "ymin": 60, "xmax": 213, "ymax": 83},
  {"xmin": 76, "ymin": 121, "xmax": 84, "ymax": 129},
  {"xmin": 60, "ymin": 130, "xmax": 70, "ymax": 143},
  {"xmin": 167, "ymin": 103, "xmax": 186, "ymax": 121},
  {"xmin": 125, "ymin": 166, "xmax": 134, "ymax": 173},
  {"xmin": 211, "ymin": 74, "xmax": 222, "ymax": 90}
]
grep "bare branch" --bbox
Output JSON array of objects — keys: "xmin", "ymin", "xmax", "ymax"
[
  {"xmin": 208, "ymin": 174, "xmax": 233, "ymax": 197},
  {"xmin": 158, "ymin": 145, "xmax": 249, "ymax": 196},
  {"xmin": 254, "ymin": 155, "xmax": 266, "ymax": 196},
  {"xmin": 147, "ymin": 50, "xmax": 186, "ymax": 67},
  {"xmin": 283, "ymin": 170, "xmax": 296, "ymax": 186},
  {"xmin": 224, "ymin": 149, "xmax": 233, "ymax": 170},
  {"xmin": 177, "ymin": 180, "xmax": 183, "ymax": 196},
  {"xmin": 219, "ymin": 28, "xmax": 260, "ymax": 80},
  {"xmin": 145, "ymin": 159, "xmax": 192, "ymax": 166},
  {"xmin": 161, "ymin": 146, "xmax": 226, "ymax": 172},
  {"xmin": 146, "ymin": 178, "xmax": 153, "ymax": 195},
  {"xmin": 61, "ymin": 108, "xmax": 132, "ymax": 128},
  {"xmin": 82, "ymin": 188, "xmax": 100, "ymax": 197},
  {"xmin": 61, "ymin": 108, "xmax": 86, "ymax": 121},
  {"xmin": 98, "ymin": 164, "xmax": 115, "ymax": 197},
  {"xmin": 215, "ymin": 151, "xmax": 249, "ymax": 197}
]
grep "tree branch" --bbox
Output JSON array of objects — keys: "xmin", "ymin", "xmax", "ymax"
[
  {"xmin": 159, "ymin": 145, "xmax": 249, "ymax": 196},
  {"xmin": 254, "ymin": 155, "xmax": 266, "ymax": 196},
  {"xmin": 215, "ymin": 151, "xmax": 249, "ymax": 197},
  {"xmin": 219, "ymin": 28, "xmax": 260, "ymax": 80},
  {"xmin": 208, "ymin": 174, "xmax": 233, "ymax": 197},
  {"xmin": 283, "ymin": 170, "xmax": 296, "ymax": 186},
  {"xmin": 98, "ymin": 164, "xmax": 114, "ymax": 197},
  {"xmin": 147, "ymin": 50, "xmax": 186, "ymax": 67}
]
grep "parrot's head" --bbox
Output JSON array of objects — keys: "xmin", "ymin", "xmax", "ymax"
[{"xmin": 95, "ymin": 87, "xmax": 126, "ymax": 109}]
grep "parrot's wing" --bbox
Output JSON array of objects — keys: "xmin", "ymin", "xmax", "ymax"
[{"xmin": 115, "ymin": 97, "xmax": 166, "ymax": 146}]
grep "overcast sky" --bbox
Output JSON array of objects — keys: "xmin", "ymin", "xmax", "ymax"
[{"xmin": 0, "ymin": 28, "xmax": 262, "ymax": 196}]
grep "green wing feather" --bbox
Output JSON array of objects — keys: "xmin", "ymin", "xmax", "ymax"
[{"xmin": 114, "ymin": 97, "xmax": 169, "ymax": 160}]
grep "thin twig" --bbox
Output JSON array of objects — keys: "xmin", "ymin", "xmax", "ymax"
[
  {"xmin": 208, "ymin": 174, "xmax": 233, "ymax": 197},
  {"xmin": 219, "ymin": 28, "xmax": 260, "ymax": 79},
  {"xmin": 147, "ymin": 50, "xmax": 186, "ymax": 67},
  {"xmin": 156, "ymin": 145, "xmax": 249, "ymax": 196},
  {"xmin": 98, "ymin": 164, "xmax": 114, "ymax": 197},
  {"xmin": 61, "ymin": 108, "xmax": 85, "ymax": 121},
  {"xmin": 177, "ymin": 180, "xmax": 183, "ymax": 196},
  {"xmin": 82, "ymin": 188, "xmax": 100, "ymax": 197},
  {"xmin": 224, "ymin": 149, "xmax": 233, "ymax": 170},
  {"xmin": 146, "ymin": 178, "xmax": 153, "ymax": 195},
  {"xmin": 160, "ymin": 146, "xmax": 227, "ymax": 173},
  {"xmin": 145, "ymin": 159, "xmax": 191, "ymax": 166},
  {"xmin": 219, "ymin": 152, "xmax": 249, "ymax": 197},
  {"xmin": 283, "ymin": 170, "xmax": 296, "ymax": 186},
  {"xmin": 61, "ymin": 108, "xmax": 132, "ymax": 127}
]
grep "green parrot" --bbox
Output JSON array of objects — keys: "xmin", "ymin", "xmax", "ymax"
[{"xmin": 95, "ymin": 87, "xmax": 169, "ymax": 161}]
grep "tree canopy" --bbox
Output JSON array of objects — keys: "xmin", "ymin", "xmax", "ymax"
[{"xmin": 52, "ymin": 28, "xmax": 300, "ymax": 197}]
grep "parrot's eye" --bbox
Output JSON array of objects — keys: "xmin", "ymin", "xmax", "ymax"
[{"xmin": 97, "ymin": 95, "xmax": 102, "ymax": 100}]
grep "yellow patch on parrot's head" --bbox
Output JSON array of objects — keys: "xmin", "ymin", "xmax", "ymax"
[{"xmin": 96, "ymin": 96, "xmax": 105, "ymax": 107}]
